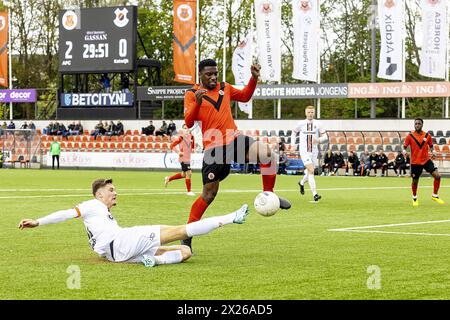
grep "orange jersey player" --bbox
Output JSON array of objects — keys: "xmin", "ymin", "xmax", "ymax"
[
  {"xmin": 165, "ymin": 124, "xmax": 195, "ymax": 196},
  {"xmin": 182, "ymin": 58, "xmax": 291, "ymax": 251},
  {"xmin": 403, "ymin": 118, "xmax": 444, "ymax": 206}
]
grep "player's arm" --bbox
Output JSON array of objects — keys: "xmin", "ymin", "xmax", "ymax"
[
  {"xmin": 290, "ymin": 127, "xmax": 299, "ymax": 152},
  {"xmin": 230, "ymin": 64, "xmax": 260, "ymax": 102},
  {"xmin": 184, "ymin": 90, "xmax": 207, "ymax": 128},
  {"xmin": 428, "ymin": 135, "xmax": 437, "ymax": 159},
  {"xmin": 403, "ymin": 134, "xmax": 411, "ymax": 151},
  {"xmin": 18, "ymin": 208, "xmax": 79, "ymax": 229},
  {"xmin": 170, "ymin": 136, "xmax": 182, "ymax": 153},
  {"xmin": 313, "ymin": 127, "xmax": 328, "ymax": 144}
]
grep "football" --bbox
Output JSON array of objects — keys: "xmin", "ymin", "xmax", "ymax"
[{"xmin": 254, "ymin": 192, "xmax": 280, "ymax": 217}]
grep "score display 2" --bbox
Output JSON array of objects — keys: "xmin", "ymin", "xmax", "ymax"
[{"xmin": 59, "ymin": 6, "xmax": 137, "ymax": 73}]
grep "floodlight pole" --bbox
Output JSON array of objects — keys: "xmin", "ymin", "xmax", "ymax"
[
  {"xmin": 370, "ymin": 0, "xmax": 377, "ymax": 119},
  {"xmin": 8, "ymin": 7, "xmax": 12, "ymax": 120}
]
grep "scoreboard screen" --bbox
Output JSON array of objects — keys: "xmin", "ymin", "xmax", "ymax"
[{"xmin": 59, "ymin": 6, "xmax": 137, "ymax": 73}]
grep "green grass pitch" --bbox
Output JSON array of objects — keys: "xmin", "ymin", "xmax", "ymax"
[{"xmin": 0, "ymin": 169, "xmax": 449, "ymax": 299}]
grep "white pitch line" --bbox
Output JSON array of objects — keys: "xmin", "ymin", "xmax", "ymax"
[
  {"xmin": 330, "ymin": 229, "xmax": 450, "ymax": 237},
  {"xmin": 329, "ymin": 219, "xmax": 450, "ymax": 238},
  {"xmin": 328, "ymin": 219, "xmax": 450, "ymax": 231}
]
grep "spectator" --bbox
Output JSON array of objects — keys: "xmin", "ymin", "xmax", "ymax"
[
  {"xmin": 91, "ymin": 121, "xmax": 106, "ymax": 139},
  {"xmin": 279, "ymin": 140, "xmax": 286, "ymax": 152},
  {"xmin": 105, "ymin": 121, "xmax": 117, "ymax": 137},
  {"xmin": 359, "ymin": 150, "xmax": 371, "ymax": 176},
  {"xmin": 392, "ymin": 150, "xmax": 407, "ymax": 176},
  {"xmin": 374, "ymin": 150, "xmax": 389, "ymax": 176},
  {"xmin": 50, "ymin": 136, "xmax": 61, "ymax": 170},
  {"xmin": 0, "ymin": 149, "xmax": 3, "ymax": 168},
  {"xmin": 20, "ymin": 121, "xmax": 28, "ymax": 129},
  {"xmin": 75, "ymin": 121, "xmax": 84, "ymax": 135},
  {"xmin": 167, "ymin": 120, "xmax": 177, "ymax": 136},
  {"xmin": 115, "ymin": 120, "xmax": 124, "ymax": 136},
  {"xmin": 50, "ymin": 122, "xmax": 59, "ymax": 136},
  {"xmin": 28, "ymin": 121, "xmax": 36, "ymax": 131},
  {"xmin": 331, "ymin": 151, "xmax": 345, "ymax": 176},
  {"xmin": 321, "ymin": 149, "xmax": 334, "ymax": 176},
  {"xmin": 57, "ymin": 122, "xmax": 69, "ymax": 139},
  {"xmin": 345, "ymin": 150, "xmax": 359, "ymax": 176},
  {"xmin": 68, "ymin": 121, "xmax": 77, "ymax": 135},
  {"xmin": 100, "ymin": 74, "xmax": 111, "ymax": 93},
  {"xmin": 1, "ymin": 121, "xmax": 7, "ymax": 130},
  {"xmin": 7, "ymin": 120, "xmax": 15, "ymax": 129},
  {"xmin": 43, "ymin": 122, "xmax": 52, "ymax": 135},
  {"xmin": 278, "ymin": 150, "xmax": 288, "ymax": 175},
  {"xmin": 367, "ymin": 151, "xmax": 378, "ymax": 176},
  {"xmin": 121, "ymin": 74, "xmax": 130, "ymax": 93},
  {"xmin": 155, "ymin": 121, "xmax": 168, "ymax": 136},
  {"xmin": 404, "ymin": 151, "xmax": 411, "ymax": 174},
  {"xmin": 142, "ymin": 120, "xmax": 155, "ymax": 136}
]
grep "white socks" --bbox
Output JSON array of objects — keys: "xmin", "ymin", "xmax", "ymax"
[
  {"xmin": 155, "ymin": 250, "xmax": 183, "ymax": 265},
  {"xmin": 308, "ymin": 174, "xmax": 317, "ymax": 196},
  {"xmin": 185, "ymin": 212, "xmax": 236, "ymax": 238}
]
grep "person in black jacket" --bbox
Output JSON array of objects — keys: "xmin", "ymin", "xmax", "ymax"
[
  {"xmin": 331, "ymin": 151, "xmax": 345, "ymax": 176},
  {"xmin": 393, "ymin": 151, "xmax": 407, "ymax": 176},
  {"xmin": 345, "ymin": 150, "xmax": 359, "ymax": 176},
  {"xmin": 321, "ymin": 149, "xmax": 334, "ymax": 176}
]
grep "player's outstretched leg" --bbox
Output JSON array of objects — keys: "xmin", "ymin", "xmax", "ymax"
[
  {"xmin": 165, "ymin": 173, "xmax": 184, "ymax": 187},
  {"xmin": 412, "ymin": 178, "xmax": 419, "ymax": 207},
  {"xmin": 251, "ymin": 141, "xmax": 291, "ymax": 210},
  {"xmin": 298, "ymin": 169, "xmax": 308, "ymax": 196}
]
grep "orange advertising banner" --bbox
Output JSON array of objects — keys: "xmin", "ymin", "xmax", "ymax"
[
  {"xmin": 173, "ymin": 0, "xmax": 196, "ymax": 84},
  {"xmin": 0, "ymin": 11, "xmax": 8, "ymax": 88},
  {"xmin": 348, "ymin": 82, "xmax": 450, "ymax": 98}
]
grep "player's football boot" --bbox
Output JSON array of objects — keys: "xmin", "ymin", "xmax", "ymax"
[
  {"xmin": 186, "ymin": 192, "xmax": 196, "ymax": 196},
  {"xmin": 233, "ymin": 204, "xmax": 249, "ymax": 224},
  {"xmin": 432, "ymin": 196, "xmax": 445, "ymax": 204},
  {"xmin": 164, "ymin": 176, "xmax": 169, "ymax": 187},
  {"xmin": 142, "ymin": 255, "xmax": 157, "ymax": 268},
  {"xmin": 313, "ymin": 194, "xmax": 321, "ymax": 202},
  {"xmin": 412, "ymin": 198, "xmax": 419, "ymax": 207},
  {"xmin": 298, "ymin": 181, "xmax": 305, "ymax": 195},
  {"xmin": 278, "ymin": 196, "xmax": 292, "ymax": 210}
]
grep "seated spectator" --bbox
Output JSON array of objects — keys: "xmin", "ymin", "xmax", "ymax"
[
  {"xmin": 43, "ymin": 122, "xmax": 52, "ymax": 135},
  {"xmin": 20, "ymin": 121, "xmax": 28, "ymax": 129},
  {"xmin": 167, "ymin": 120, "xmax": 177, "ymax": 136},
  {"xmin": 75, "ymin": 121, "xmax": 83, "ymax": 135},
  {"xmin": 1, "ymin": 121, "xmax": 7, "ymax": 130},
  {"xmin": 371, "ymin": 150, "xmax": 388, "ymax": 176},
  {"xmin": 91, "ymin": 121, "xmax": 106, "ymax": 139},
  {"xmin": 404, "ymin": 151, "xmax": 411, "ymax": 173},
  {"xmin": 321, "ymin": 149, "xmax": 334, "ymax": 176},
  {"xmin": 345, "ymin": 150, "xmax": 359, "ymax": 176},
  {"xmin": 366, "ymin": 151, "xmax": 378, "ymax": 176},
  {"xmin": 331, "ymin": 151, "xmax": 345, "ymax": 176},
  {"xmin": 359, "ymin": 150, "xmax": 371, "ymax": 176},
  {"xmin": 392, "ymin": 150, "xmax": 407, "ymax": 176},
  {"xmin": 115, "ymin": 120, "xmax": 124, "ymax": 136},
  {"xmin": 7, "ymin": 120, "xmax": 15, "ymax": 129},
  {"xmin": 57, "ymin": 122, "xmax": 69, "ymax": 139},
  {"xmin": 155, "ymin": 121, "xmax": 168, "ymax": 136},
  {"xmin": 28, "ymin": 121, "xmax": 36, "ymax": 131},
  {"xmin": 50, "ymin": 122, "xmax": 59, "ymax": 136},
  {"xmin": 142, "ymin": 120, "xmax": 155, "ymax": 136},
  {"xmin": 105, "ymin": 121, "xmax": 117, "ymax": 137},
  {"xmin": 279, "ymin": 141, "xmax": 286, "ymax": 152},
  {"xmin": 68, "ymin": 121, "xmax": 77, "ymax": 135}
]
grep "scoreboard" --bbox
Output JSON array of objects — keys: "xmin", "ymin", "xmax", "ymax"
[{"xmin": 59, "ymin": 6, "xmax": 137, "ymax": 73}]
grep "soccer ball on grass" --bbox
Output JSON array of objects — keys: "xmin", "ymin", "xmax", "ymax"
[{"xmin": 254, "ymin": 192, "xmax": 280, "ymax": 217}]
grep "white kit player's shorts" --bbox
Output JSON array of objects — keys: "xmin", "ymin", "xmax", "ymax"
[
  {"xmin": 105, "ymin": 225, "xmax": 161, "ymax": 263},
  {"xmin": 300, "ymin": 152, "xmax": 319, "ymax": 168}
]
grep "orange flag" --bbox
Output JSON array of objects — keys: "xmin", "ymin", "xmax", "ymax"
[
  {"xmin": 0, "ymin": 11, "xmax": 8, "ymax": 88},
  {"xmin": 173, "ymin": 0, "xmax": 196, "ymax": 84}
]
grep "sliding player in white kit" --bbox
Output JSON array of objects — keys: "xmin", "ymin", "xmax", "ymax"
[
  {"xmin": 290, "ymin": 106, "xmax": 328, "ymax": 202},
  {"xmin": 18, "ymin": 178, "xmax": 249, "ymax": 268}
]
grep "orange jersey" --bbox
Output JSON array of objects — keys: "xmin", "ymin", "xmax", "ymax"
[
  {"xmin": 184, "ymin": 77, "xmax": 257, "ymax": 150},
  {"xmin": 170, "ymin": 132, "xmax": 194, "ymax": 162},
  {"xmin": 403, "ymin": 131, "xmax": 433, "ymax": 165}
]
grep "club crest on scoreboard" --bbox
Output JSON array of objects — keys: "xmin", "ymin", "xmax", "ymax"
[
  {"xmin": 113, "ymin": 8, "xmax": 129, "ymax": 28},
  {"xmin": 62, "ymin": 10, "xmax": 78, "ymax": 31}
]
